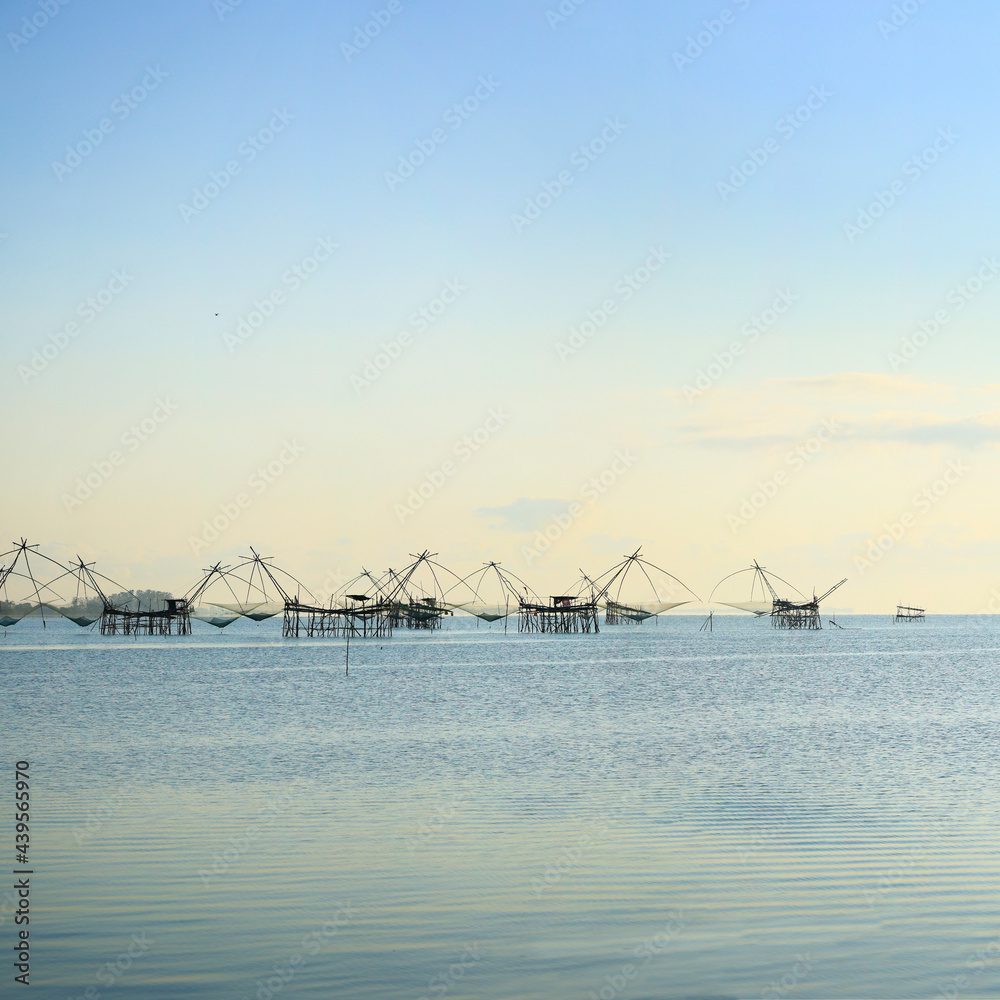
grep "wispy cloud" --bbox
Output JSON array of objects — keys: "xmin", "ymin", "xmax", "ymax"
[
  {"xmin": 670, "ymin": 373, "xmax": 1000, "ymax": 449},
  {"xmin": 685, "ymin": 412, "xmax": 1000, "ymax": 448},
  {"xmin": 770, "ymin": 372, "xmax": 956, "ymax": 396}
]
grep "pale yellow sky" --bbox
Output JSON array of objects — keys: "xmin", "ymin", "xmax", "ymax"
[{"xmin": 8, "ymin": 372, "xmax": 999, "ymax": 613}]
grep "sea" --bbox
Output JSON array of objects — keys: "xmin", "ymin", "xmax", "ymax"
[{"xmin": 1, "ymin": 613, "xmax": 999, "ymax": 1000}]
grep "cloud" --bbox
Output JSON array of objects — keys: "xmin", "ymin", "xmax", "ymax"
[
  {"xmin": 770, "ymin": 372, "xmax": 956, "ymax": 397},
  {"xmin": 682, "ymin": 410, "xmax": 1000, "ymax": 449},
  {"xmin": 662, "ymin": 371, "xmax": 955, "ymax": 406},
  {"xmin": 862, "ymin": 412, "xmax": 1000, "ymax": 445},
  {"xmin": 475, "ymin": 497, "xmax": 572, "ymax": 532},
  {"xmin": 669, "ymin": 372, "xmax": 1000, "ymax": 449}
]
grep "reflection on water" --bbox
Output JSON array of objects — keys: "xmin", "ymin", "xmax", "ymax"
[{"xmin": 2, "ymin": 615, "xmax": 1000, "ymax": 999}]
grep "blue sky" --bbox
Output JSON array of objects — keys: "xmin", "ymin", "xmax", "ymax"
[{"xmin": 3, "ymin": 0, "xmax": 1000, "ymax": 609}]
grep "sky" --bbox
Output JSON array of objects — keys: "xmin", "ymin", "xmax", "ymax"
[{"xmin": 3, "ymin": 0, "xmax": 1000, "ymax": 612}]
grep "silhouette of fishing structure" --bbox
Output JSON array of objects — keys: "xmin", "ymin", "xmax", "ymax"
[
  {"xmin": 2, "ymin": 540, "xmax": 857, "ymax": 638},
  {"xmin": 381, "ymin": 552, "xmax": 461, "ymax": 630},
  {"xmin": 184, "ymin": 549, "xmax": 308, "ymax": 630},
  {"xmin": 446, "ymin": 561, "xmax": 530, "ymax": 624},
  {"xmin": 711, "ymin": 560, "xmax": 846, "ymax": 629},
  {"xmin": 0, "ymin": 540, "xmax": 72, "ymax": 628},
  {"xmin": 515, "ymin": 569, "xmax": 600, "ymax": 633},
  {"xmin": 286, "ymin": 566, "xmax": 394, "ymax": 638},
  {"xmin": 283, "ymin": 551, "xmax": 460, "ymax": 637},
  {"xmin": 0, "ymin": 540, "xmax": 182, "ymax": 634},
  {"xmin": 84, "ymin": 559, "xmax": 190, "ymax": 635},
  {"xmin": 588, "ymin": 549, "xmax": 700, "ymax": 625}
]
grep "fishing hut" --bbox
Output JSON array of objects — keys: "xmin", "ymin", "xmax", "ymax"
[
  {"xmin": 285, "ymin": 567, "xmax": 395, "ymax": 638},
  {"xmin": 710, "ymin": 560, "xmax": 846, "ymax": 630},
  {"xmin": 517, "ymin": 593, "xmax": 600, "ymax": 633},
  {"xmin": 281, "ymin": 551, "xmax": 463, "ymax": 639},
  {"xmin": 101, "ymin": 596, "xmax": 192, "ymax": 635},
  {"xmin": 0, "ymin": 541, "xmax": 189, "ymax": 635},
  {"xmin": 51, "ymin": 553, "xmax": 189, "ymax": 634},
  {"xmin": 894, "ymin": 603, "xmax": 925, "ymax": 622},
  {"xmin": 381, "ymin": 552, "xmax": 462, "ymax": 630}
]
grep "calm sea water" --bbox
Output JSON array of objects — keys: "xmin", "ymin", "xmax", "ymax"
[{"xmin": 2, "ymin": 614, "xmax": 999, "ymax": 1000}]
